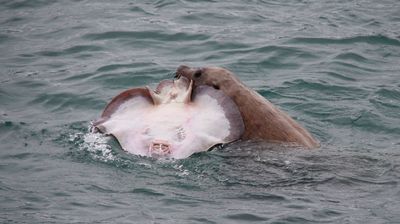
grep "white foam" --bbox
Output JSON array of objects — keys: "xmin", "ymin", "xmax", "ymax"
[{"xmin": 70, "ymin": 127, "xmax": 116, "ymax": 162}]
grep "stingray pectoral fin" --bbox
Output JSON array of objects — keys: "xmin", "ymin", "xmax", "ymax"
[
  {"xmin": 94, "ymin": 87, "xmax": 155, "ymax": 156},
  {"xmin": 100, "ymin": 87, "xmax": 154, "ymax": 118},
  {"xmin": 94, "ymin": 87, "xmax": 154, "ymax": 135},
  {"xmin": 191, "ymin": 85, "xmax": 245, "ymax": 143},
  {"xmin": 171, "ymin": 132, "xmax": 222, "ymax": 159},
  {"xmin": 92, "ymin": 117, "xmax": 108, "ymax": 133},
  {"xmin": 111, "ymin": 128, "xmax": 149, "ymax": 156}
]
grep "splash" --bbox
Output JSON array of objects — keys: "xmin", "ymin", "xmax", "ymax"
[{"xmin": 69, "ymin": 126, "xmax": 116, "ymax": 163}]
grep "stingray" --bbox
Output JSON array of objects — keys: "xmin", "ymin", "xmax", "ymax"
[{"xmin": 93, "ymin": 77, "xmax": 244, "ymax": 159}]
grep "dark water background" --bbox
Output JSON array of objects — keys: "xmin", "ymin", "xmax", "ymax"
[{"xmin": 1, "ymin": 0, "xmax": 400, "ymax": 223}]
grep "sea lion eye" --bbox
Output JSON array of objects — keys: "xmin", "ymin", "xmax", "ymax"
[
  {"xmin": 213, "ymin": 84, "xmax": 220, "ymax": 90},
  {"xmin": 194, "ymin": 69, "xmax": 202, "ymax": 78}
]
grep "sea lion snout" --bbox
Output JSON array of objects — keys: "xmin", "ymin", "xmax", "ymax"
[{"xmin": 175, "ymin": 65, "xmax": 201, "ymax": 79}]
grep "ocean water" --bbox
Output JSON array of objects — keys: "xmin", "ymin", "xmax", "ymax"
[{"xmin": 1, "ymin": 0, "xmax": 400, "ymax": 223}]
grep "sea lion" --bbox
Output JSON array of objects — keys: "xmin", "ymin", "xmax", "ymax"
[
  {"xmin": 94, "ymin": 76, "xmax": 244, "ymax": 159},
  {"xmin": 175, "ymin": 65, "xmax": 319, "ymax": 148}
]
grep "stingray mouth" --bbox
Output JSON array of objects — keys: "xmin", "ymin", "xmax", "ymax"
[
  {"xmin": 150, "ymin": 76, "xmax": 193, "ymax": 104},
  {"xmin": 149, "ymin": 139, "xmax": 171, "ymax": 156},
  {"xmin": 155, "ymin": 76, "xmax": 190, "ymax": 92}
]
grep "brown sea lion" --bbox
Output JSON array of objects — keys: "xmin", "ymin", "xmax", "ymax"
[{"xmin": 175, "ymin": 65, "xmax": 319, "ymax": 148}]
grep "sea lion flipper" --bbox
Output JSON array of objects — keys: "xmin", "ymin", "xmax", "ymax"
[{"xmin": 191, "ymin": 85, "xmax": 245, "ymax": 143}]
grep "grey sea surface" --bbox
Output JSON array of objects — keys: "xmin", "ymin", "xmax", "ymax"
[{"xmin": 1, "ymin": 0, "xmax": 400, "ymax": 223}]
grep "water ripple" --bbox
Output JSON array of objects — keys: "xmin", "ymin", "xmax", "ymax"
[
  {"xmin": 29, "ymin": 92, "xmax": 105, "ymax": 112},
  {"xmin": 224, "ymin": 213, "xmax": 269, "ymax": 222},
  {"xmin": 36, "ymin": 45, "xmax": 104, "ymax": 57},
  {"xmin": 83, "ymin": 30, "xmax": 209, "ymax": 42},
  {"xmin": 288, "ymin": 35, "xmax": 400, "ymax": 46},
  {"xmin": 131, "ymin": 188, "xmax": 165, "ymax": 197},
  {"xmin": 1, "ymin": 0, "xmax": 57, "ymax": 9}
]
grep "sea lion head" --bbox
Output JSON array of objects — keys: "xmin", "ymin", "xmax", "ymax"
[{"xmin": 175, "ymin": 65, "xmax": 238, "ymax": 93}]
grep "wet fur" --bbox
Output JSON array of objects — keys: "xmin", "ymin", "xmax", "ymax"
[{"xmin": 176, "ymin": 65, "xmax": 319, "ymax": 148}]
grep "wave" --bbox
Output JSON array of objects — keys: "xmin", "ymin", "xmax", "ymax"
[
  {"xmin": 83, "ymin": 30, "xmax": 209, "ymax": 42},
  {"xmin": 287, "ymin": 35, "xmax": 400, "ymax": 46}
]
